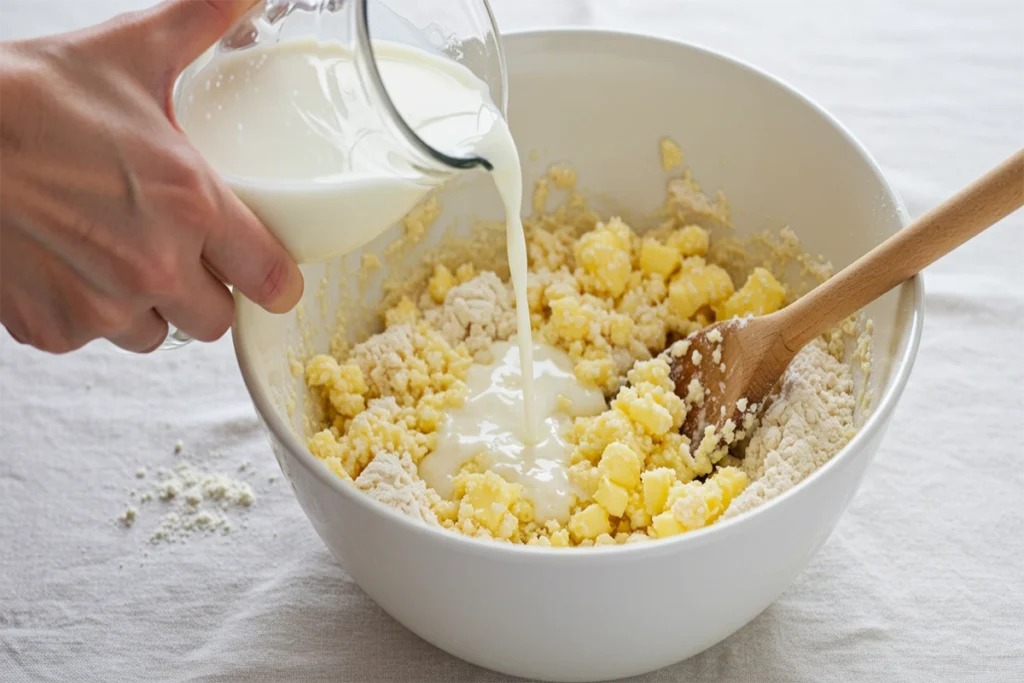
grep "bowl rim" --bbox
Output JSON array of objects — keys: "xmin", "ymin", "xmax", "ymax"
[{"xmin": 233, "ymin": 26, "xmax": 924, "ymax": 561}]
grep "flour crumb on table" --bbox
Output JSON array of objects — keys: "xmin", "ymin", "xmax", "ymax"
[
  {"xmin": 118, "ymin": 507, "xmax": 137, "ymax": 527},
  {"xmin": 116, "ymin": 453, "xmax": 257, "ymax": 545}
]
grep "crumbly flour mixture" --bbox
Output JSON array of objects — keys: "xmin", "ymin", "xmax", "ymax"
[{"xmin": 302, "ymin": 147, "xmax": 863, "ymax": 547}]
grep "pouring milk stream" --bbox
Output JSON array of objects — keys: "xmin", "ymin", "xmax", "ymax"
[{"xmin": 177, "ymin": 37, "xmax": 543, "ymax": 443}]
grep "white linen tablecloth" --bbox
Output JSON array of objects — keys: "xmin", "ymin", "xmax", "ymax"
[{"xmin": 2, "ymin": 1, "xmax": 1022, "ymax": 681}]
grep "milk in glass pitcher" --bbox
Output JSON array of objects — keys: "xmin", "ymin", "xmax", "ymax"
[{"xmin": 164, "ymin": 0, "xmax": 510, "ymax": 348}]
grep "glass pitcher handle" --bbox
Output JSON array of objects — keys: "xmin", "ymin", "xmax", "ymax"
[{"xmin": 159, "ymin": 326, "xmax": 193, "ymax": 350}]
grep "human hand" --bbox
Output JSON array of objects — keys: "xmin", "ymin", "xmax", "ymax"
[{"xmin": 0, "ymin": 0, "xmax": 304, "ymax": 354}]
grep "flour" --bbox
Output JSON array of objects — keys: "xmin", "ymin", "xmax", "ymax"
[
  {"xmin": 722, "ymin": 339, "xmax": 856, "ymax": 518},
  {"xmin": 118, "ymin": 507, "xmax": 137, "ymax": 527},
  {"xmin": 354, "ymin": 451, "xmax": 440, "ymax": 526},
  {"xmin": 350, "ymin": 326, "xmax": 418, "ymax": 399},
  {"xmin": 147, "ymin": 464, "xmax": 255, "ymax": 543},
  {"xmin": 116, "ymin": 460, "xmax": 257, "ymax": 544},
  {"xmin": 423, "ymin": 272, "xmax": 517, "ymax": 363}
]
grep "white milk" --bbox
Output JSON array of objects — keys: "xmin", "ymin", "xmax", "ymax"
[
  {"xmin": 178, "ymin": 38, "xmax": 566, "ymax": 501},
  {"xmin": 177, "ymin": 38, "xmax": 496, "ymax": 265},
  {"xmin": 419, "ymin": 341, "xmax": 607, "ymax": 523}
]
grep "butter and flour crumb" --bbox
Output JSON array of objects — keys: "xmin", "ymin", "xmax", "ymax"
[{"xmin": 302, "ymin": 145, "xmax": 866, "ymax": 547}]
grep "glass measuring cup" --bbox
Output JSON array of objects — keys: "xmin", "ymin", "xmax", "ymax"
[{"xmin": 161, "ymin": 0, "xmax": 508, "ymax": 349}]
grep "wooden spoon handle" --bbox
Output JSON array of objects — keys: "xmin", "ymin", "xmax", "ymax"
[{"xmin": 779, "ymin": 148, "xmax": 1024, "ymax": 353}]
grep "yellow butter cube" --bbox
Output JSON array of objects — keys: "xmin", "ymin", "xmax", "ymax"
[
  {"xmin": 598, "ymin": 442, "xmax": 642, "ymax": 489},
  {"xmin": 627, "ymin": 358, "xmax": 673, "ymax": 391},
  {"xmin": 651, "ymin": 511, "xmax": 686, "ymax": 538},
  {"xmin": 549, "ymin": 296, "xmax": 591, "ymax": 341},
  {"xmin": 620, "ymin": 390, "xmax": 673, "ymax": 437},
  {"xmin": 669, "ymin": 481, "xmax": 711, "ymax": 530},
  {"xmin": 512, "ymin": 498, "xmax": 535, "ymax": 525},
  {"xmin": 337, "ymin": 363, "xmax": 367, "ymax": 394},
  {"xmin": 574, "ymin": 356, "xmax": 616, "ymax": 390},
  {"xmin": 703, "ymin": 265, "xmax": 735, "ymax": 302},
  {"xmin": 713, "ymin": 267, "xmax": 785, "ymax": 320},
  {"xmin": 323, "ymin": 456, "xmax": 352, "ymax": 482},
  {"xmin": 668, "ymin": 279, "xmax": 704, "ymax": 320},
  {"xmin": 415, "ymin": 404, "xmax": 442, "ymax": 432},
  {"xmin": 305, "ymin": 354, "xmax": 341, "ymax": 387},
  {"xmin": 642, "ymin": 467, "xmax": 676, "ymax": 515},
  {"xmin": 431, "ymin": 498, "xmax": 458, "ymax": 523},
  {"xmin": 328, "ymin": 389, "xmax": 365, "ymax": 418},
  {"xmin": 639, "ymin": 238, "xmax": 681, "ymax": 277},
  {"xmin": 607, "ymin": 314, "xmax": 635, "ymax": 346},
  {"xmin": 701, "ymin": 479, "xmax": 726, "ymax": 519},
  {"xmin": 678, "ymin": 255, "xmax": 706, "ymax": 275},
  {"xmin": 594, "ymin": 476, "xmax": 629, "ymax": 517},
  {"xmin": 457, "ymin": 471, "xmax": 521, "ymax": 534},
  {"xmin": 666, "ymin": 225, "xmax": 710, "ymax": 257},
  {"xmin": 668, "ymin": 262, "xmax": 735, "ymax": 320},
  {"xmin": 572, "ymin": 409, "xmax": 638, "ymax": 464},
  {"xmin": 308, "ymin": 429, "xmax": 344, "ymax": 463},
  {"xmin": 549, "ymin": 528, "xmax": 571, "ymax": 547},
  {"xmin": 427, "ymin": 264, "xmax": 457, "ymax": 304},
  {"xmin": 625, "ymin": 490, "xmax": 651, "ymax": 529},
  {"xmin": 713, "ymin": 466, "xmax": 749, "ymax": 507},
  {"xmin": 573, "ymin": 219, "xmax": 633, "ymax": 297},
  {"xmin": 568, "ymin": 503, "xmax": 613, "ymax": 541},
  {"xmin": 307, "ymin": 360, "xmax": 367, "ymax": 418}
]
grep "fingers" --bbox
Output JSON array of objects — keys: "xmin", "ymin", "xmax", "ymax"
[
  {"xmin": 107, "ymin": 309, "xmax": 170, "ymax": 353},
  {"xmin": 1, "ymin": 224, "xmax": 230, "ymax": 354},
  {"xmin": 155, "ymin": 261, "xmax": 236, "ymax": 342},
  {"xmin": 201, "ymin": 188, "xmax": 304, "ymax": 314},
  {"xmin": 0, "ymin": 230, "xmax": 93, "ymax": 354},
  {"xmin": 147, "ymin": 0, "xmax": 261, "ymax": 74}
]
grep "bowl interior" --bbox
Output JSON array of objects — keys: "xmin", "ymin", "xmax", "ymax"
[{"xmin": 236, "ymin": 29, "xmax": 917, "ymax": 524}]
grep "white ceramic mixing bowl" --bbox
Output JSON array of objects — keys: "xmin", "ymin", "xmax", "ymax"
[{"xmin": 233, "ymin": 29, "xmax": 922, "ymax": 682}]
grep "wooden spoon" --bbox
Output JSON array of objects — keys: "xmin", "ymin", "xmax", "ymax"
[{"xmin": 669, "ymin": 148, "xmax": 1024, "ymax": 447}]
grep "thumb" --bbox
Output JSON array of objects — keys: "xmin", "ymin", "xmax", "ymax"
[{"xmin": 149, "ymin": 0, "xmax": 261, "ymax": 75}]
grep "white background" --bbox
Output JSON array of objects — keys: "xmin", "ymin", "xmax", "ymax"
[{"xmin": 1, "ymin": 1, "xmax": 1022, "ymax": 681}]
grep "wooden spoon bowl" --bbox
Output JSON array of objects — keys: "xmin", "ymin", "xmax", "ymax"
[{"xmin": 669, "ymin": 149, "xmax": 1024, "ymax": 447}]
